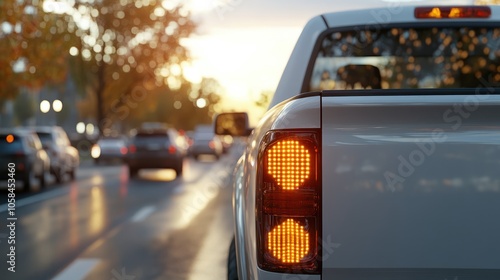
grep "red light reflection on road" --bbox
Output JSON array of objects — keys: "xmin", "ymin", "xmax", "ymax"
[
  {"xmin": 69, "ymin": 181, "xmax": 79, "ymax": 201},
  {"xmin": 120, "ymin": 165, "xmax": 128, "ymax": 198}
]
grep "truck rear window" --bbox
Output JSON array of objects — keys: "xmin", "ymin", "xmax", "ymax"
[{"xmin": 309, "ymin": 26, "xmax": 500, "ymax": 91}]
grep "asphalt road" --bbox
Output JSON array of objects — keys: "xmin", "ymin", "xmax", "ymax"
[{"xmin": 0, "ymin": 150, "xmax": 239, "ymax": 280}]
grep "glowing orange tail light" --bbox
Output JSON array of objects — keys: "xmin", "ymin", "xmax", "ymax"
[
  {"xmin": 257, "ymin": 130, "xmax": 321, "ymax": 274},
  {"xmin": 268, "ymin": 219, "xmax": 310, "ymax": 263},
  {"xmin": 415, "ymin": 6, "xmax": 491, "ymax": 19},
  {"xmin": 267, "ymin": 140, "xmax": 311, "ymax": 190}
]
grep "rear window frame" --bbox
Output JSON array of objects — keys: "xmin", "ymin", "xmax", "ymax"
[
  {"xmin": 132, "ymin": 130, "xmax": 172, "ymax": 144},
  {"xmin": 301, "ymin": 21, "xmax": 500, "ymax": 93},
  {"xmin": 0, "ymin": 133, "xmax": 27, "ymax": 154},
  {"xmin": 36, "ymin": 131, "xmax": 54, "ymax": 146}
]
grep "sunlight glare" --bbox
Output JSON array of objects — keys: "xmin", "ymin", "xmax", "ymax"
[
  {"xmin": 187, "ymin": 0, "xmax": 214, "ymax": 13},
  {"xmin": 162, "ymin": 0, "xmax": 179, "ymax": 11},
  {"xmin": 43, "ymin": 0, "xmax": 72, "ymax": 14},
  {"xmin": 182, "ymin": 62, "xmax": 202, "ymax": 84},
  {"xmin": 196, "ymin": 98, "xmax": 207, "ymax": 108}
]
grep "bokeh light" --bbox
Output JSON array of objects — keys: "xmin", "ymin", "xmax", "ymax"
[
  {"xmin": 40, "ymin": 100, "xmax": 50, "ymax": 113},
  {"xmin": 69, "ymin": 46, "xmax": 79, "ymax": 56},
  {"xmin": 86, "ymin": 123, "xmax": 95, "ymax": 135},
  {"xmin": 53, "ymin": 100, "xmax": 63, "ymax": 112},
  {"xmin": 196, "ymin": 98, "xmax": 207, "ymax": 108},
  {"xmin": 76, "ymin": 122, "xmax": 85, "ymax": 134}
]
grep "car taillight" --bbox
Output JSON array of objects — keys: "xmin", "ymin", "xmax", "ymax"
[
  {"xmin": 168, "ymin": 145, "xmax": 176, "ymax": 154},
  {"xmin": 6, "ymin": 134, "xmax": 14, "ymax": 143},
  {"xmin": 129, "ymin": 144, "xmax": 136, "ymax": 154},
  {"xmin": 120, "ymin": 147, "xmax": 128, "ymax": 155},
  {"xmin": 15, "ymin": 151, "xmax": 26, "ymax": 157},
  {"xmin": 257, "ymin": 130, "xmax": 321, "ymax": 274},
  {"xmin": 415, "ymin": 6, "xmax": 491, "ymax": 19}
]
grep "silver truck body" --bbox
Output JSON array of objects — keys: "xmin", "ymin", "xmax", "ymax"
[{"xmin": 228, "ymin": 4, "xmax": 500, "ymax": 279}]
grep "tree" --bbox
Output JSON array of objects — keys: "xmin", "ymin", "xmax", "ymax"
[
  {"xmin": 254, "ymin": 90, "xmax": 273, "ymax": 109},
  {"xmin": 13, "ymin": 91, "xmax": 35, "ymax": 125},
  {"xmin": 0, "ymin": 0, "xmax": 73, "ymax": 103},
  {"xmin": 66, "ymin": 0, "xmax": 196, "ymax": 135},
  {"xmin": 77, "ymin": 76, "xmax": 223, "ymax": 132},
  {"xmin": 2, "ymin": 1, "xmax": 222, "ymax": 132}
]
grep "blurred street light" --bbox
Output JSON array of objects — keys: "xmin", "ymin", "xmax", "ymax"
[
  {"xmin": 53, "ymin": 100, "xmax": 63, "ymax": 112},
  {"xmin": 174, "ymin": 101, "xmax": 182, "ymax": 109},
  {"xmin": 196, "ymin": 98, "xmax": 207, "ymax": 108},
  {"xmin": 86, "ymin": 123, "xmax": 95, "ymax": 135},
  {"xmin": 40, "ymin": 100, "xmax": 50, "ymax": 113},
  {"xmin": 76, "ymin": 122, "xmax": 85, "ymax": 134}
]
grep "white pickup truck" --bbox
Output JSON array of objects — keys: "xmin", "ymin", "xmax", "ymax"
[{"xmin": 216, "ymin": 4, "xmax": 500, "ymax": 280}]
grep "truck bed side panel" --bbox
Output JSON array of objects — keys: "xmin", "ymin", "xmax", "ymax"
[{"xmin": 322, "ymin": 95, "xmax": 500, "ymax": 278}]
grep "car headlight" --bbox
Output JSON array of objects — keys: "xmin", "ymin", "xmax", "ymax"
[{"xmin": 91, "ymin": 145, "xmax": 101, "ymax": 159}]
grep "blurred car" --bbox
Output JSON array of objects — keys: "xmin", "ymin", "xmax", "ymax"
[
  {"xmin": 0, "ymin": 129, "xmax": 50, "ymax": 191},
  {"xmin": 33, "ymin": 126, "xmax": 80, "ymax": 182},
  {"xmin": 188, "ymin": 132, "xmax": 223, "ymax": 160},
  {"xmin": 91, "ymin": 136, "xmax": 128, "ymax": 164},
  {"xmin": 175, "ymin": 129, "xmax": 191, "ymax": 155},
  {"xmin": 126, "ymin": 128, "xmax": 185, "ymax": 177}
]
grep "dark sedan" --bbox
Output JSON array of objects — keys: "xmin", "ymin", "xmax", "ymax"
[
  {"xmin": 126, "ymin": 128, "xmax": 185, "ymax": 177},
  {"xmin": 0, "ymin": 129, "xmax": 50, "ymax": 191}
]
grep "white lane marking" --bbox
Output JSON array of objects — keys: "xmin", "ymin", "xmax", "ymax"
[
  {"xmin": 130, "ymin": 205, "xmax": 156, "ymax": 222},
  {"xmin": 51, "ymin": 258, "xmax": 100, "ymax": 280}
]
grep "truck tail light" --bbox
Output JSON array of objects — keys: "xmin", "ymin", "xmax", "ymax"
[
  {"xmin": 257, "ymin": 130, "xmax": 321, "ymax": 274},
  {"xmin": 415, "ymin": 6, "xmax": 491, "ymax": 19}
]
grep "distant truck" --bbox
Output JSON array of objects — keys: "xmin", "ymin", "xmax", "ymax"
[
  {"xmin": 189, "ymin": 124, "xmax": 223, "ymax": 160},
  {"xmin": 216, "ymin": 4, "xmax": 500, "ymax": 280}
]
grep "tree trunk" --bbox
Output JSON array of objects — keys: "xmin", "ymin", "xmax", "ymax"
[{"xmin": 96, "ymin": 62, "xmax": 105, "ymax": 137}]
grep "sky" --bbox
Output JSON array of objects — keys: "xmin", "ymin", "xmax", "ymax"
[
  {"xmin": 182, "ymin": 0, "xmax": 479, "ymax": 119},
  {"xmin": 182, "ymin": 0, "xmax": 378, "ymax": 116},
  {"xmin": 182, "ymin": 0, "xmax": 318, "ymax": 116}
]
